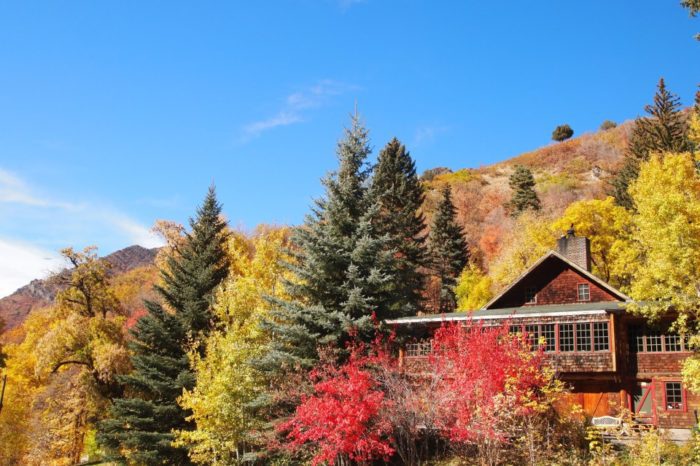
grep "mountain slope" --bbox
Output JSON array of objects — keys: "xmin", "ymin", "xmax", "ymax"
[
  {"xmin": 420, "ymin": 121, "xmax": 631, "ymax": 268},
  {"xmin": 0, "ymin": 245, "xmax": 158, "ymax": 331}
]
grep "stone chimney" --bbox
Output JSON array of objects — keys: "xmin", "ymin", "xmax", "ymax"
[{"xmin": 556, "ymin": 226, "xmax": 591, "ymax": 272}]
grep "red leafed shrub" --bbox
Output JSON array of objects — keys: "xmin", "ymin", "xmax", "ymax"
[
  {"xmin": 280, "ymin": 321, "xmax": 568, "ymax": 465},
  {"xmin": 278, "ymin": 341, "xmax": 395, "ymax": 465},
  {"xmin": 429, "ymin": 321, "xmax": 550, "ymax": 445}
]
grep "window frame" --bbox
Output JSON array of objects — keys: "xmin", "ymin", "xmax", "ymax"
[
  {"xmin": 558, "ymin": 323, "xmax": 575, "ymax": 352},
  {"xmin": 663, "ymin": 381, "xmax": 686, "ymax": 412},
  {"xmin": 525, "ymin": 287, "xmax": 537, "ymax": 305},
  {"xmin": 633, "ymin": 329, "xmax": 688, "ymax": 354},
  {"xmin": 541, "ymin": 323, "xmax": 555, "ymax": 353},
  {"xmin": 576, "ymin": 322, "xmax": 592, "ymax": 352},
  {"xmin": 593, "ymin": 321, "xmax": 610, "ymax": 352},
  {"xmin": 577, "ymin": 283, "xmax": 591, "ymax": 302}
]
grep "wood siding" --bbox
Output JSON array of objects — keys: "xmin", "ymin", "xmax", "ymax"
[{"xmin": 489, "ymin": 257, "xmax": 618, "ymax": 308}]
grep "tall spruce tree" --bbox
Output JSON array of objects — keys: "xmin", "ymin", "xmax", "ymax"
[
  {"xmin": 367, "ymin": 138, "xmax": 427, "ymax": 316},
  {"xmin": 261, "ymin": 114, "xmax": 394, "ymax": 371},
  {"xmin": 427, "ymin": 186, "xmax": 469, "ymax": 313},
  {"xmin": 98, "ymin": 187, "xmax": 229, "ymax": 465},
  {"xmin": 612, "ymin": 78, "xmax": 689, "ymax": 209},
  {"xmin": 507, "ymin": 165, "xmax": 541, "ymax": 216}
]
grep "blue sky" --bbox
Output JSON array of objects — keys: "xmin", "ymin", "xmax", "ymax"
[{"xmin": 0, "ymin": 1, "xmax": 698, "ymax": 296}]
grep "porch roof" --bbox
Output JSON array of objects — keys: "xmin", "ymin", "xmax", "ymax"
[{"xmin": 384, "ymin": 301, "xmax": 626, "ymax": 325}]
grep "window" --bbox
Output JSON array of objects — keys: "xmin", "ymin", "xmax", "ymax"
[
  {"xmin": 406, "ymin": 341, "xmax": 432, "ymax": 357},
  {"xmin": 634, "ymin": 328, "xmax": 688, "ymax": 353},
  {"xmin": 647, "ymin": 332, "xmax": 663, "ymax": 352},
  {"xmin": 509, "ymin": 324, "xmax": 522, "ymax": 335},
  {"xmin": 559, "ymin": 323, "xmax": 574, "ymax": 352},
  {"xmin": 666, "ymin": 335, "xmax": 682, "ymax": 352},
  {"xmin": 635, "ymin": 331, "xmax": 645, "ymax": 352},
  {"xmin": 577, "ymin": 283, "xmax": 590, "ymax": 302},
  {"xmin": 576, "ymin": 323, "xmax": 591, "ymax": 351},
  {"xmin": 525, "ymin": 324, "xmax": 539, "ymax": 350},
  {"xmin": 541, "ymin": 324, "xmax": 555, "ymax": 352},
  {"xmin": 665, "ymin": 382, "xmax": 684, "ymax": 410},
  {"xmin": 525, "ymin": 287, "xmax": 537, "ymax": 304},
  {"xmin": 593, "ymin": 322, "xmax": 610, "ymax": 351}
]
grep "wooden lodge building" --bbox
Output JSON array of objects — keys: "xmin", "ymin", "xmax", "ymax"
[{"xmin": 386, "ymin": 232, "xmax": 699, "ymax": 431}]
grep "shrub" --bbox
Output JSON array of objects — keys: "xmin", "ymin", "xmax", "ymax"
[
  {"xmin": 421, "ymin": 167, "xmax": 452, "ymax": 182},
  {"xmin": 600, "ymin": 120, "xmax": 617, "ymax": 131},
  {"xmin": 552, "ymin": 124, "xmax": 574, "ymax": 142}
]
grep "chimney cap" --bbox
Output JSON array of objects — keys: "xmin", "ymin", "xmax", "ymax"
[{"xmin": 565, "ymin": 224, "xmax": 575, "ymax": 238}]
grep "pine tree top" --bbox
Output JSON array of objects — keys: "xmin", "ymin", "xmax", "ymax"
[
  {"xmin": 158, "ymin": 186, "xmax": 230, "ymax": 334},
  {"xmin": 629, "ymin": 78, "xmax": 689, "ymax": 160}
]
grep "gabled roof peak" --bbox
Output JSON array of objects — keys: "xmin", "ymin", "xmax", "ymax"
[{"xmin": 481, "ymin": 249, "xmax": 631, "ymax": 310}]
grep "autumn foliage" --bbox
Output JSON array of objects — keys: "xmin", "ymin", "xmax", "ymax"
[
  {"xmin": 280, "ymin": 321, "xmax": 562, "ymax": 465},
  {"xmin": 279, "ymin": 339, "xmax": 395, "ymax": 465},
  {"xmin": 429, "ymin": 322, "xmax": 551, "ymax": 445}
]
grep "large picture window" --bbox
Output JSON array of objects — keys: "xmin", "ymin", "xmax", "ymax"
[
  {"xmin": 559, "ymin": 323, "xmax": 574, "ymax": 352},
  {"xmin": 541, "ymin": 324, "xmax": 555, "ymax": 352},
  {"xmin": 593, "ymin": 322, "xmax": 610, "ymax": 351},
  {"xmin": 576, "ymin": 323, "xmax": 591, "ymax": 352},
  {"xmin": 525, "ymin": 324, "xmax": 539, "ymax": 350}
]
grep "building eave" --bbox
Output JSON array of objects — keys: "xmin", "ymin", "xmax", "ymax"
[{"xmin": 385, "ymin": 301, "xmax": 626, "ymax": 325}]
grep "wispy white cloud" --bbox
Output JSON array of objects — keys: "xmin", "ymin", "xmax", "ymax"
[
  {"xmin": 242, "ymin": 112, "xmax": 304, "ymax": 139},
  {"xmin": 0, "ymin": 238, "xmax": 63, "ymax": 298},
  {"xmin": 240, "ymin": 79, "xmax": 359, "ymax": 141},
  {"xmin": 0, "ymin": 168, "xmax": 82, "ymax": 210},
  {"xmin": 107, "ymin": 214, "xmax": 163, "ymax": 249},
  {"xmin": 414, "ymin": 125, "xmax": 451, "ymax": 146},
  {"xmin": 0, "ymin": 167, "xmax": 164, "ymax": 295}
]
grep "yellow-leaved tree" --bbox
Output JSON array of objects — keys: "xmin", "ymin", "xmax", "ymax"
[
  {"xmin": 689, "ymin": 93, "xmax": 700, "ymax": 154},
  {"xmin": 625, "ymin": 153, "xmax": 700, "ymax": 394},
  {"xmin": 455, "ymin": 263, "xmax": 492, "ymax": 310},
  {"xmin": 0, "ymin": 309, "xmax": 49, "ymax": 464},
  {"xmin": 488, "ymin": 211, "xmax": 556, "ymax": 291},
  {"xmin": 0, "ymin": 246, "xmax": 132, "ymax": 465},
  {"xmin": 175, "ymin": 226, "xmax": 292, "ymax": 464},
  {"xmin": 551, "ymin": 197, "xmax": 634, "ymax": 290}
]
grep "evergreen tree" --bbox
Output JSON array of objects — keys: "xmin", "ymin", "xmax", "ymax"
[
  {"xmin": 367, "ymin": 137, "xmax": 427, "ymax": 316},
  {"xmin": 612, "ymin": 78, "xmax": 689, "ymax": 208},
  {"xmin": 261, "ymin": 114, "xmax": 394, "ymax": 371},
  {"xmin": 427, "ymin": 186, "xmax": 469, "ymax": 313},
  {"xmin": 610, "ymin": 158, "xmax": 641, "ymax": 210},
  {"xmin": 552, "ymin": 124, "xmax": 574, "ymax": 142},
  {"xmin": 507, "ymin": 165, "xmax": 541, "ymax": 216},
  {"xmin": 157, "ymin": 187, "xmax": 230, "ymax": 335},
  {"xmin": 98, "ymin": 187, "xmax": 229, "ymax": 465},
  {"xmin": 681, "ymin": 0, "xmax": 700, "ymax": 39},
  {"xmin": 98, "ymin": 302, "xmax": 193, "ymax": 464}
]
